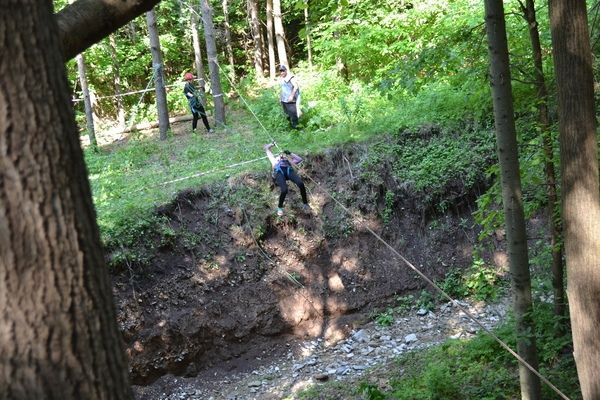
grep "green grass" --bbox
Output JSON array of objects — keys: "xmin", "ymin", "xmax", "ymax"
[{"xmin": 85, "ymin": 74, "xmax": 402, "ymax": 248}]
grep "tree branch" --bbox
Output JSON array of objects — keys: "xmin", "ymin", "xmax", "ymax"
[{"xmin": 57, "ymin": 0, "xmax": 161, "ymax": 61}]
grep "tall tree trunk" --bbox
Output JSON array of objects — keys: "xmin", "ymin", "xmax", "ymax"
[
  {"xmin": 272, "ymin": 0, "xmax": 288, "ymax": 67},
  {"xmin": 1, "ymin": 2, "xmax": 133, "ymax": 399},
  {"xmin": 200, "ymin": 0, "xmax": 226, "ymax": 125},
  {"xmin": 549, "ymin": 1, "xmax": 600, "ymax": 398},
  {"xmin": 109, "ymin": 34, "xmax": 126, "ymax": 130},
  {"xmin": 518, "ymin": 0, "xmax": 565, "ymax": 326},
  {"xmin": 57, "ymin": 0, "xmax": 161, "ymax": 60},
  {"xmin": 146, "ymin": 8, "xmax": 170, "ymax": 140},
  {"xmin": 304, "ymin": 0, "xmax": 313, "ymax": 68},
  {"xmin": 191, "ymin": 11, "xmax": 207, "ymax": 91},
  {"xmin": 75, "ymin": 53, "xmax": 97, "ymax": 150},
  {"xmin": 334, "ymin": 2, "xmax": 348, "ymax": 80},
  {"xmin": 248, "ymin": 0, "xmax": 264, "ymax": 79},
  {"xmin": 266, "ymin": 0, "xmax": 276, "ymax": 79},
  {"xmin": 222, "ymin": 0, "xmax": 236, "ymax": 83},
  {"xmin": 68, "ymin": 0, "xmax": 96, "ymax": 149},
  {"xmin": 484, "ymin": 1, "xmax": 542, "ymax": 398}
]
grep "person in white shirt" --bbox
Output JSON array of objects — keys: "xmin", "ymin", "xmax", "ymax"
[{"xmin": 278, "ymin": 65, "xmax": 301, "ymax": 129}]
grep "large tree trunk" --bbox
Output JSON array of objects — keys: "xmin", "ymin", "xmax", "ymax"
[
  {"xmin": 519, "ymin": 0, "xmax": 565, "ymax": 326},
  {"xmin": 248, "ymin": 0, "xmax": 264, "ymax": 79},
  {"xmin": 57, "ymin": 0, "xmax": 160, "ymax": 61},
  {"xmin": 109, "ymin": 34, "xmax": 127, "ymax": 130},
  {"xmin": 0, "ymin": 1, "xmax": 133, "ymax": 399},
  {"xmin": 548, "ymin": 1, "xmax": 600, "ymax": 398},
  {"xmin": 272, "ymin": 0, "xmax": 288, "ymax": 67},
  {"xmin": 200, "ymin": 0, "xmax": 226, "ymax": 125},
  {"xmin": 146, "ymin": 8, "xmax": 170, "ymax": 140},
  {"xmin": 76, "ymin": 52, "xmax": 97, "ymax": 150},
  {"xmin": 266, "ymin": 0, "xmax": 277, "ymax": 79},
  {"xmin": 484, "ymin": 1, "xmax": 542, "ymax": 398},
  {"xmin": 222, "ymin": 0, "xmax": 236, "ymax": 83}
]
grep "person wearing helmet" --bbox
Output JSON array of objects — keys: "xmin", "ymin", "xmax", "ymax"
[
  {"xmin": 183, "ymin": 72, "xmax": 213, "ymax": 134},
  {"xmin": 278, "ymin": 65, "xmax": 301, "ymax": 129},
  {"xmin": 264, "ymin": 143, "xmax": 310, "ymax": 216}
]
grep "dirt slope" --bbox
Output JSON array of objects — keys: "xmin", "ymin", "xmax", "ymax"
[{"xmin": 109, "ymin": 141, "xmax": 483, "ymax": 388}]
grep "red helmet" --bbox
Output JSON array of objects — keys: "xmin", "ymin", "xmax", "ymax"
[{"xmin": 184, "ymin": 72, "xmax": 194, "ymax": 81}]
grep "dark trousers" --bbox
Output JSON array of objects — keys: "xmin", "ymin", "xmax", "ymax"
[
  {"xmin": 191, "ymin": 105, "xmax": 210, "ymax": 131},
  {"xmin": 281, "ymin": 102, "xmax": 298, "ymax": 128},
  {"xmin": 274, "ymin": 169, "xmax": 308, "ymax": 208}
]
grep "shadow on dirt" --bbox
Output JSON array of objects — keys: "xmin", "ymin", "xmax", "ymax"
[{"xmin": 110, "ymin": 137, "xmax": 488, "ymax": 386}]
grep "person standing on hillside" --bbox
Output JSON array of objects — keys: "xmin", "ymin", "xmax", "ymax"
[
  {"xmin": 183, "ymin": 72, "xmax": 214, "ymax": 134},
  {"xmin": 278, "ymin": 65, "xmax": 301, "ymax": 129},
  {"xmin": 264, "ymin": 143, "xmax": 310, "ymax": 216}
]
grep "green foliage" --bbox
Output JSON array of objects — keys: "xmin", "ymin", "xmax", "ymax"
[
  {"xmin": 382, "ymin": 305, "xmax": 580, "ymax": 400},
  {"xmin": 416, "ymin": 290, "xmax": 435, "ymax": 311},
  {"xmin": 382, "ymin": 190, "xmax": 395, "ymax": 224},
  {"xmin": 395, "ymin": 294, "xmax": 415, "ymax": 314},
  {"xmin": 361, "ymin": 126, "xmax": 494, "ymax": 217},
  {"xmin": 358, "ymin": 382, "xmax": 386, "ymax": 400},
  {"xmin": 372, "ymin": 308, "xmax": 395, "ymax": 327},
  {"xmin": 438, "ymin": 268, "xmax": 468, "ymax": 299},
  {"xmin": 464, "ymin": 258, "xmax": 499, "ymax": 301}
]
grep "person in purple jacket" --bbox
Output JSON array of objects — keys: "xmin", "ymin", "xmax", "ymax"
[{"xmin": 264, "ymin": 143, "xmax": 310, "ymax": 216}]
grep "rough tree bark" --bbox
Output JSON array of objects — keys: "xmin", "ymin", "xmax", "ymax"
[
  {"xmin": 272, "ymin": 0, "xmax": 289, "ymax": 67},
  {"xmin": 484, "ymin": 0, "xmax": 542, "ymax": 398},
  {"xmin": 548, "ymin": 1, "xmax": 600, "ymax": 398},
  {"xmin": 57, "ymin": 0, "xmax": 161, "ymax": 61},
  {"xmin": 146, "ymin": 7, "xmax": 170, "ymax": 140},
  {"xmin": 222, "ymin": 0, "xmax": 237, "ymax": 83},
  {"xmin": 248, "ymin": 0, "xmax": 264, "ymax": 79},
  {"xmin": 0, "ymin": 1, "xmax": 133, "ymax": 399},
  {"xmin": 200, "ymin": 0, "xmax": 226, "ymax": 125},
  {"xmin": 266, "ymin": 0, "xmax": 277, "ymax": 79}
]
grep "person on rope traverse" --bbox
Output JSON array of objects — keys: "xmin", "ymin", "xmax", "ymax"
[
  {"xmin": 264, "ymin": 143, "xmax": 310, "ymax": 216},
  {"xmin": 278, "ymin": 65, "xmax": 301, "ymax": 129},
  {"xmin": 183, "ymin": 72, "xmax": 214, "ymax": 134}
]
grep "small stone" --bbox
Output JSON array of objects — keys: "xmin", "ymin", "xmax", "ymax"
[
  {"xmin": 314, "ymin": 373, "xmax": 329, "ymax": 381},
  {"xmin": 405, "ymin": 334, "xmax": 418, "ymax": 344}
]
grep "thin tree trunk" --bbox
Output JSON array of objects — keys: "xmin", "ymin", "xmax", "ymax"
[
  {"xmin": 222, "ymin": 0, "xmax": 236, "ymax": 83},
  {"xmin": 549, "ymin": 1, "xmax": 600, "ymax": 398},
  {"xmin": 334, "ymin": 3, "xmax": 348, "ymax": 80},
  {"xmin": 109, "ymin": 34, "xmax": 126, "ymax": 130},
  {"xmin": 191, "ymin": 11, "xmax": 207, "ymax": 91},
  {"xmin": 248, "ymin": 0, "xmax": 264, "ymax": 79},
  {"xmin": 0, "ymin": 1, "xmax": 133, "ymax": 398},
  {"xmin": 200, "ymin": 0, "xmax": 226, "ymax": 125},
  {"xmin": 518, "ymin": 0, "xmax": 565, "ymax": 327},
  {"xmin": 146, "ymin": 8, "xmax": 170, "ymax": 140},
  {"xmin": 266, "ymin": 0, "xmax": 276, "ymax": 79},
  {"xmin": 272, "ymin": 0, "xmax": 288, "ymax": 67},
  {"xmin": 304, "ymin": 0, "xmax": 312, "ymax": 68},
  {"xmin": 484, "ymin": 1, "xmax": 542, "ymax": 398},
  {"xmin": 75, "ymin": 53, "xmax": 97, "ymax": 150}
]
